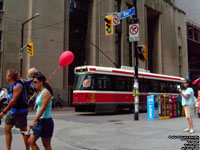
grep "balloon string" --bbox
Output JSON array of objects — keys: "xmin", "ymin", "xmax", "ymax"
[{"xmin": 47, "ymin": 65, "xmax": 61, "ymax": 82}]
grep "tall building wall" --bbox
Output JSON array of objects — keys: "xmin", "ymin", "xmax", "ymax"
[
  {"xmin": 175, "ymin": 0, "xmax": 200, "ymax": 80},
  {"xmin": 29, "ymin": 0, "xmax": 65, "ymax": 90},
  {"xmin": 2, "ymin": 0, "xmax": 28, "ymax": 87},
  {"xmin": 85, "ymin": 0, "xmax": 187, "ymax": 76},
  {"xmin": 1, "ymin": 0, "xmax": 67, "ymax": 103}
]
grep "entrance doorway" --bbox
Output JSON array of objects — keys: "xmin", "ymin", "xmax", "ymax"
[
  {"xmin": 68, "ymin": 0, "xmax": 89, "ymax": 105},
  {"xmin": 147, "ymin": 8, "xmax": 160, "ymax": 73}
]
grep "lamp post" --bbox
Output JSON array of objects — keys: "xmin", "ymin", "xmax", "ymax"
[{"xmin": 20, "ymin": 13, "xmax": 40, "ymax": 77}]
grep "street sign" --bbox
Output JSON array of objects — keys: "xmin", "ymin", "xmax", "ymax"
[
  {"xmin": 113, "ymin": 13, "xmax": 120, "ymax": 25},
  {"xmin": 120, "ymin": 7, "xmax": 135, "ymax": 19},
  {"xmin": 185, "ymin": 73, "xmax": 190, "ymax": 79},
  {"xmin": 129, "ymin": 24, "xmax": 139, "ymax": 42}
]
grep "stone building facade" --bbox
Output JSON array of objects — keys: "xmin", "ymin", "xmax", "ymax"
[
  {"xmin": 175, "ymin": 0, "xmax": 200, "ymax": 81},
  {"xmin": 0, "ymin": 0, "xmax": 188, "ymax": 106}
]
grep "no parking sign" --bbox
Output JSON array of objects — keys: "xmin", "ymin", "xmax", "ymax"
[
  {"xmin": 113, "ymin": 13, "xmax": 120, "ymax": 25},
  {"xmin": 129, "ymin": 24, "xmax": 139, "ymax": 42}
]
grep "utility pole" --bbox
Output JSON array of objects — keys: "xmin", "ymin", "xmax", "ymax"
[
  {"xmin": 20, "ymin": 13, "xmax": 40, "ymax": 77},
  {"xmin": 132, "ymin": 0, "xmax": 139, "ymax": 120}
]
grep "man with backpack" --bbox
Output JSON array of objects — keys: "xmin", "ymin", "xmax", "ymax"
[{"xmin": 0, "ymin": 69, "xmax": 29, "ymax": 150}]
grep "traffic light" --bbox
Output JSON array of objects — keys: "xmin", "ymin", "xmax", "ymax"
[
  {"xmin": 137, "ymin": 45, "xmax": 147, "ymax": 61},
  {"xmin": 27, "ymin": 42, "xmax": 34, "ymax": 56},
  {"xmin": 104, "ymin": 15, "xmax": 113, "ymax": 36}
]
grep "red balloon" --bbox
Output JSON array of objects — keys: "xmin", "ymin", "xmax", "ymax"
[{"xmin": 59, "ymin": 51, "xmax": 74, "ymax": 66}]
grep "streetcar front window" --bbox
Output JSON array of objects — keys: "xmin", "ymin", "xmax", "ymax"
[{"xmin": 73, "ymin": 74, "xmax": 94, "ymax": 90}]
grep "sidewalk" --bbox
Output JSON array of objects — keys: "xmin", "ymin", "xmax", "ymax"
[
  {"xmin": 54, "ymin": 115, "xmax": 200, "ymax": 150},
  {"xmin": 0, "ymin": 112, "xmax": 200, "ymax": 150}
]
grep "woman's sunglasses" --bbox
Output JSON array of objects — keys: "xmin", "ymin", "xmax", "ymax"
[{"xmin": 33, "ymin": 81, "xmax": 38, "ymax": 84}]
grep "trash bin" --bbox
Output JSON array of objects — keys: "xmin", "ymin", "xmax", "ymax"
[{"xmin": 147, "ymin": 95, "xmax": 159, "ymax": 120}]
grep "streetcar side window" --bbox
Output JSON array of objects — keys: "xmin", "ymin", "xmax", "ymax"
[
  {"xmin": 143, "ymin": 79, "xmax": 149, "ymax": 92},
  {"xmin": 169, "ymin": 83, "xmax": 174, "ymax": 93},
  {"xmin": 95, "ymin": 75, "xmax": 112, "ymax": 90},
  {"xmin": 159, "ymin": 81, "xmax": 167, "ymax": 93},
  {"xmin": 149, "ymin": 80, "xmax": 159, "ymax": 92},
  {"xmin": 90, "ymin": 78, "xmax": 95, "ymax": 89},
  {"xmin": 115, "ymin": 77, "xmax": 126, "ymax": 91},
  {"xmin": 138, "ymin": 78, "xmax": 149, "ymax": 92},
  {"xmin": 170, "ymin": 82, "xmax": 179, "ymax": 93},
  {"xmin": 73, "ymin": 74, "xmax": 93, "ymax": 90},
  {"xmin": 127, "ymin": 77, "xmax": 134, "ymax": 91},
  {"xmin": 174, "ymin": 82, "xmax": 179, "ymax": 93}
]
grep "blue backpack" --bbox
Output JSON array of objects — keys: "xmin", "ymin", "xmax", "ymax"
[{"xmin": 10, "ymin": 80, "xmax": 28, "ymax": 109}]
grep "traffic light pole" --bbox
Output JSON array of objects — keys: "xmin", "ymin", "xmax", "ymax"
[
  {"xmin": 132, "ymin": 0, "xmax": 139, "ymax": 120},
  {"xmin": 20, "ymin": 23, "xmax": 25, "ymax": 77},
  {"xmin": 19, "ymin": 13, "xmax": 40, "ymax": 77}
]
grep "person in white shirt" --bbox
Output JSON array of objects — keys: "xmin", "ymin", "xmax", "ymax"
[{"xmin": 179, "ymin": 79, "xmax": 195, "ymax": 134}]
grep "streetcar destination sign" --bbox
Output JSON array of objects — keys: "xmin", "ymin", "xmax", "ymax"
[{"xmin": 120, "ymin": 7, "xmax": 135, "ymax": 19}]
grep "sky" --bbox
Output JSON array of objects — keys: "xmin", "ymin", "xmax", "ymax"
[{"xmin": 175, "ymin": 0, "xmax": 200, "ymax": 24}]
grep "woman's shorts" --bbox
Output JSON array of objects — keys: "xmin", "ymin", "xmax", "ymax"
[
  {"xmin": 33, "ymin": 118, "xmax": 54, "ymax": 138},
  {"xmin": 184, "ymin": 106, "xmax": 194, "ymax": 118}
]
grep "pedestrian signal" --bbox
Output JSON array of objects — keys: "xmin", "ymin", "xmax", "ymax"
[
  {"xmin": 104, "ymin": 15, "xmax": 114, "ymax": 36},
  {"xmin": 137, "ymin": 45, "xmax": 147, "ymax": 61},
  {"xmin": 27, "ymin": 42, "xmax": 34, "ymax": 56}
]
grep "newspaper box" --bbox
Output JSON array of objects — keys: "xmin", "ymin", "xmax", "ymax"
[{"xmin": 147, "ymin": 95, "xmax": 159, "ymax": 120}]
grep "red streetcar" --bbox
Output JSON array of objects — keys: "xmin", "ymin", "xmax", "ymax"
[{"xmin": 73, "ymin": 66, "xmax": 185, "ymax": 113}]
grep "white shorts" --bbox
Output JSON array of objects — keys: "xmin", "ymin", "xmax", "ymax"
[{"xmin": 184, "ymin": 106, "xmax": 194, "ymax": 118}]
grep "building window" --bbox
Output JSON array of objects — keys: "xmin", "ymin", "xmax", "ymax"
[
  {"xmin": 0, "ymin": 31, "xmax": 2, "ymax": 50},
  {"xmin": 187, "ymin": 25, "xmax": 193, "ymax": 39},
  {"xmin": 114, "ymin": 0, "xmax": 121, "ymax": 12},
  {"xmin": 0, "ymin": 30, "xmax": 2, "ymax": 69},
  {"xmin": 115, "ymin": 0, "xmax": 121, "ymax": 68},
  {"xmin": 69, "ymin": 0, "xmax": 88, "ymax": 86},
  {"xmin": 115, "ymin": 32, "xmax": 121, "ymax": 67},
  {"xmin": 0, "ymin": 0, "xmax": 3, "ymax": 11},
  {"xmin": 128, "ymin": 41, "xmax": 132, "ymax": 66},
  {"xmin": 194, "ymin": 28, "xmax": 198, "ymax": 41},
  {"xmin": 178, "ymin": 26, "xmax": 182, "ymax": 39}
]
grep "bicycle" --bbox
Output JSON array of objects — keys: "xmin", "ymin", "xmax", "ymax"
[
  {"xmin": 27, "ymin": 92, "xmax": 37, "ymax": 110},
  {"xmin": 52, "ymin": 94, "xmax": 62, "ymax": 109}
]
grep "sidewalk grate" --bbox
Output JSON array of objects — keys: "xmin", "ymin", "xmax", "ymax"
[
  {"xmin": 114, "ymin": 122, "xmax": 124, "ymax": 125},
  {"xmin": 74, "ymin": 145, "xmax": 99, "ymax": 150},
  {"xmin": 108, "ymin": 120, "xmax": 122, "ymax": 122}
]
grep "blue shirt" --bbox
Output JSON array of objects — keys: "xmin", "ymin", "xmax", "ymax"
[
  {"xmin": 9, "ymin": 82, "xmax": 27, "ymax": 114},
  {"xmin": 181, "ymin": 87, "xmax": 194, "ymax": 106},
  {"xmin": 36, "ymin": 88, "xmax": 52, "ymax": 119}
]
